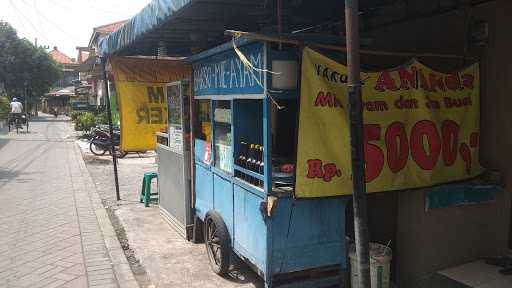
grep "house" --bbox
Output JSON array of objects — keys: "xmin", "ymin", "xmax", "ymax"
[
  {"xmin": 76, "ymin": 20, "xmax": 127, "ymax": 109},
  {"xmin": 41, "ymin": 47, "xmax": 79, "ymax": 114}
]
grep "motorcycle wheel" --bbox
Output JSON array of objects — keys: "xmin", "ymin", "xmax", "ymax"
[{"xmin": 90, "ymin": 139, "xmax": 108, "ymax": 156}]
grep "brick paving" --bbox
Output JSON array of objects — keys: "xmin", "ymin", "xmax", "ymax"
[{"xmin": 0, "ymin": 115, "xmax": 130, "ymax": 288}]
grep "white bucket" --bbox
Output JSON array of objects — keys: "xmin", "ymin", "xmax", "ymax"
[{"xmin": 349, "ymin": 242, "xmax": 392, "ymax": 288}]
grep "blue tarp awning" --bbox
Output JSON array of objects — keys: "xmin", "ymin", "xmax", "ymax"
[
  {"xmin": 98, "ymin": 0, "xmax": 271, "ymax": 57},
  {"xmin": 98, "ymin": 0, "xmax": 192, "ymax": 56},
  {"xmin": 97, "ymin": 0, "xmax": 353, "ymax": 57},
  {"xmin": 98, "ymin": 0, "xmax": 487, "ymax": 57}
]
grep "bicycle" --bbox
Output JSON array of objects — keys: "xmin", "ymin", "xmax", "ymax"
[{"xmin": 8, "ymin": 113, "xmax": 29, "ymax": 134}]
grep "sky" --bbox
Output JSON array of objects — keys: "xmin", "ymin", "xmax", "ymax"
[{"xmin": 0, "ymin": 0, "xmax": 151, "ymax": 59}]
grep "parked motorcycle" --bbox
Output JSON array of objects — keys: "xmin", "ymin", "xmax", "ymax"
[{"xmin": 89, "ymin": 126, "xmax": 128, "ymax": 158}]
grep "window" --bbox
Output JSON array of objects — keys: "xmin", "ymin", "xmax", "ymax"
[
  {"xmin": 213, "ymin": 101, "xmax": 232, "ymax": 173},
  {"xmin": 194, "ymin": 100, "xmax": 211, "ymax": 143},
  {"xmin": 167, "ymin": 84, "xmax": 183, "ymax": 153},
  {"xmin": 167, "ymin": 84, "xmax": 182, "ymax": 126}
]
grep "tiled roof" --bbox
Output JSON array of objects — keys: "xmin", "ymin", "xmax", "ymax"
[
  {"xmin": 49, "ymin": 47, "xmax": 75, "ymax": 64},
  {"xmin": 94, "ymin": 20, "xmax": 128, "ymax": 34},
  {"xmin": 79, "ymin": 51, "xmax": 90, "ymax": 63}
]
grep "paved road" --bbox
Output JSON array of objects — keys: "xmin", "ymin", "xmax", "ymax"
[{"xmin": 0, "ymin": 115, "xmax": 125, "ymax": 288}]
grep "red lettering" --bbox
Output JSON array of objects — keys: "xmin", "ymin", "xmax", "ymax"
[
  {"xmin": 461, "ymin": 74, "xmax": 474, "ymax": 89},
  {"xmin": 315, "ymin": 91, "xmax": 343, "ymax": 108},
  {"xmin": 394, "ymin": 95, "xmax": 418, "ymax": 110},
  {"xmin": 410, "ymin": 120, "xmax": 441, "ymax": 170},
  {"xmin": 315, "ymin": 91, "xmax": 331, "ymax": 107},
  {"xmin": 385, "ymin": 122, "xmax": 409, "ymax": 173},
  {"xmin": 307, "ymin": 159, "xmax": 324, "ymax": 178},
  {"xmin": 442, "ymin": 120, "xmax": 459, "ymax": 166},
  {"xmin": 374, "ymin": 71, "xmax": 398, "ymax": 92},
  {"xmin": 470, "ymin": 132, "xmax": 479, "ymax": 148},
  {"xmin": 323, "ymin": 163, "xmax": 341, "ymax": 182},
  {"xmin": 429, "ymin": 73, "xmax": 446, "ymax": 92},
  {"xmin": 364, "ymin": 124, "xmax": 384, "ymax": 182},
  {"xmin": 418, "ymin": 69, "xmax": 431, "ymax": 91},
  {"xmin": 398, "ymin": 67, "xmax": 417, "ymax": 90},
  {"xmin": 445, "ymin": 73, "xmax": 461, "ymax": 91},
  {"xmin": 363, "ymin": 101, "xmax": 388, "ymax": 112},
  {"xmin": 306, "ymin": 160, "xmax": 342, "ymax": 182},
  {"xmin": 459, "ymin": 143, "xmax": 472, "ymax": 175}
]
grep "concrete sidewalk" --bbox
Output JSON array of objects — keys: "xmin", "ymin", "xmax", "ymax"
[
  {"xmin": 79, "ymin": 139, "xmax": 262, "ymax": 288},
  {"xmin": 0, "ymin": 115, "xmax": 137, "ymax": 288}
]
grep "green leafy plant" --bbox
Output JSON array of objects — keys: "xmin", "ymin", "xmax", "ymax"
[
  {"xmin": 0, "ymin": 96, "xmax": 10, "ymax": 120},
  {"xmin": 76, "ymin": 112, "xmax": 96, "ymax": 132},
  {"xmin": 69, "ymin": 111, "xmax": 84, "ymax": 122},
  {"xmin": 95, "ymin": 112, "xmax": 109, "ymax": 125}
]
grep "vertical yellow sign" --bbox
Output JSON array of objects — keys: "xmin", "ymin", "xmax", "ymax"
[
  {"xmin": 295, "ymin": 48, "xmax": 353, "ymax": 198},
  {"xmin": 110, "ymin": 57, "xmax": 190, "ymax": 151}
]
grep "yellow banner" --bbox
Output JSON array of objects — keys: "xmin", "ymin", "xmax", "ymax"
[
  {"xmin": 110, "ymin": 57, "xmax": 190, "ymax": 151},
  {"xmin": 295, "ymin": 48, "xmax": 482, "ymax": 198}
]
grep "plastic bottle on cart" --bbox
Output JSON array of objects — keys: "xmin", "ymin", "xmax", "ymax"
[
  {"xmin": 245, "ymin": 144, "xmax": 255, "ymax": 183},
  {"xmin": 236, "ymin": 142, "xmax": 248, "ymax": 179},
  {"xmin": 258, "ymin": 146, "xmax": 264, "ymax": 187},
  {"xmin": 252, "ymin": 145, "xmax": 262, "ymax": 185}
]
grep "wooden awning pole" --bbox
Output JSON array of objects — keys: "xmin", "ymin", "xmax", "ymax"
[
  {"xmin": 345, "ymin": 0, "xmax": 371, "ymax": 287},
  {"xmin": 225, "ymin": 29, "xmax": 474, "ymax": 60},
  {"xmin": 101, "ymin": 57, "xmax": 121, "ymax": 201}
]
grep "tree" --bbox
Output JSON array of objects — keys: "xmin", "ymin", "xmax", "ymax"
[{"xmin": 0, "ymin": 21, "xmax": 62, "ymax": 110}]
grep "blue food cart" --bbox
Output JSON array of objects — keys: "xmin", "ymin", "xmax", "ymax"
[{"xmin": 185, "ymin": 39, "xmax": 349, "ymax": 287}]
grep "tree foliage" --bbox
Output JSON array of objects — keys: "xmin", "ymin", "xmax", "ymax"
[
  {"xmin": 0, "ymin": 96, "xmax": 10, "ymax": 119},
  {"xmin": 0, "ymin": 21, "xmax": 62, "ymax": 106}
]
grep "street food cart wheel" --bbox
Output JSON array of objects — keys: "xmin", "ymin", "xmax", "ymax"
[{"xmin": 204, "ymin": 211, "xmax": 231, "ymax": 275}]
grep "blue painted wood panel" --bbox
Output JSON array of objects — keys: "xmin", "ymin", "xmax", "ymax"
[
  {"xmin": 194, "ymin": 164, "xmax": 213, "ymax": 220},
  {"xmin": 270, "ymin": 196, "xmax": 349, "ymax": 274},
  {"xmin": 233, "ymin": 184, "xmax": 267, "ymax": 273},
  {"xmin": 193, "ymin": 43, "xmax": 265, "ymax": 96},
  {"xmin": 213, "ymin": 173, "xmax": 234, "ymax": 238}
]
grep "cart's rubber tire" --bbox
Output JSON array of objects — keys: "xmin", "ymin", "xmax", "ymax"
[
  {"xmin": 204, "ymin": 211, "xmax": 231, "ymax": 276},
  {"xmin": 90, "ymin": 140, "xmax": 107, "ymax": 156}
]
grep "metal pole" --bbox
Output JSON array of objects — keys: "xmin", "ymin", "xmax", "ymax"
[
  {"xmin": 344, "ymin": 0, "xmax": 371, "ymax": 287},
  {"xmin": 101, "ymin": 57, "xmax": 121, "ymax": 201}
]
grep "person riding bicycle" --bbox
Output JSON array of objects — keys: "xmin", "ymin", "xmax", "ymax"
[
  {"xmin": 9, "ymin": 98, "xmax": 24, "ymax": 127},
  {"xmin": 10, "ymin": 97, "xmax": 23, "ymax": 115}
]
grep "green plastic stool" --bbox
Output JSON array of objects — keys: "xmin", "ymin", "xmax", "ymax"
[{"xmin": 140, "ymin": 172, "xmax": 158, "ymax": 207}]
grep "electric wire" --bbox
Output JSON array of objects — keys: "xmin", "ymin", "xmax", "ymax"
[
  {"xmin": 25, "ymin": 0, "xmax": 82, "ymax": 43},
  {"xmin": 6, "ymin": 0, "xmax": 29, "ymax": 36},
  {"xmin": 17, "ymin": 0, "xmax": 51, "ymax": 44}
]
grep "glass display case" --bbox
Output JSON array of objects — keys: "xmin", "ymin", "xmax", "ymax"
[{"xmin": 213, "ymin": 101, "xmax": 232, "ymax": 173}]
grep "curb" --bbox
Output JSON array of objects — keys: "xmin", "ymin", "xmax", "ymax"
[{"xmin": 74, "ymin": 142, "xmax": 140, "ymax": 288}]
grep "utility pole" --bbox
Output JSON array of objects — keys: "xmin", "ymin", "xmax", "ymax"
[
  {"xmin": 24, "ymin": 83, "xmax": 28, "ymax": 117},
  {"xmin": 344, "ymin": 0, "xmax": 371, "ymax": 287},
  {"xmin": 101, "ymin": 57, "xmax": 121, "ymax": 201}
]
